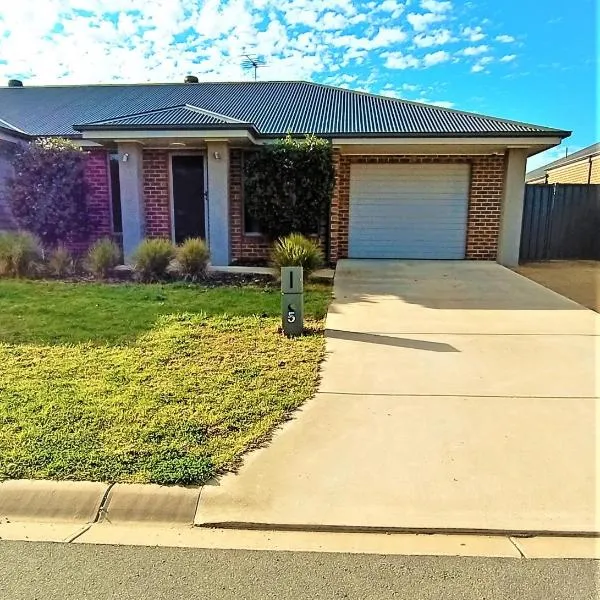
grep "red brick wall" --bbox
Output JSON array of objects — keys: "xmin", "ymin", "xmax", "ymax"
[
  {"xmin": 143, "ymin": 149, "xmax": 171, "ymax": 238},
  {"xmin": 229, "ymin": 149, "xmax": 271, "ymax": 263},
  {"xmin": 330, "ymin": 154, "xmax": 506, "ymax": 262},
  {"xmin": 78, "ymin": 148, "xmax": 112, "ymax": 253},
  {"xmin": 466, "ymin": 155, "xmax": 505, "ymax": 259}
]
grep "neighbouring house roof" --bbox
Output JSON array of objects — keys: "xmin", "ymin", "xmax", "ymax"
[
  {"xmin": 0, "ymin": 81, "xmax": 569, "ymax": 140},
  {"xmin": 526, "ymin": 142, "xmax": 600, "ymax": 181}
]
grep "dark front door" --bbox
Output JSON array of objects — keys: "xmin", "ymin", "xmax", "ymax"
[{"xmin": 171, "ymin": 155, "xmax": 205, "ymax": 243}]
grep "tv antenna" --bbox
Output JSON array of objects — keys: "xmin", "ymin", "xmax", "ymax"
[{"xmin": 241, "ymin": 54, "xmax": 266, "ymax": 81}]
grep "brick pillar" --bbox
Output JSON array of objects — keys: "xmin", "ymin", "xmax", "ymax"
[
  {"xmin": 229, "ymin": 149, "xmax": 243, "ymax": 262},
  {"xmin": 84, "ymin": 149, "xmax": 112, "ymax": 249},
  {"xmin": 466, "ymin": 154, "xmax": 506, "ymax": 260},
  {"xmin": 329, "ymin": 152, "xmax": 350, "ymax": 264},
  {"xmin": 143, "ymin": 149, "xmax": 171, "ymax": 239}
]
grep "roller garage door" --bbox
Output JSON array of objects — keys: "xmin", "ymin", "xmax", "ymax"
[{"xmin": 348, "ymin": 163, "xmax": 470, "ymax": 259}]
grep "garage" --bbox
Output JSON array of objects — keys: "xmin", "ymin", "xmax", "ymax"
[{"xmin": 348, "ymin": 163, "xmax": 471, "ymax": 259}]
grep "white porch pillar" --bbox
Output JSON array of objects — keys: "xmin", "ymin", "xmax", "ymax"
[
  {"xmin": 498, "ymin": 148, "xmax": 528, "ymax": 267},
  {"xmin": 117, "ymin": 142, "xmax": 145, "ymax": 261},
  {"xmin": 206, "ymin": 141, "xmax": 230, "ymax": 266}
]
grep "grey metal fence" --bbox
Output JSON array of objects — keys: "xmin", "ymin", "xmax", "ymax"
[{"xmin": 520, "ymin": 184, "xmax": 600, "ymax": 261}]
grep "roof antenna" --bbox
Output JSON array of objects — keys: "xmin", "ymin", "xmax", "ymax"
[{"xmin": 241, "ymin": 54, "xmax": 266, "ymax": 81}]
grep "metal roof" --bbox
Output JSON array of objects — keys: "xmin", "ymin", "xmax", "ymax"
[
  {"xmin": 0, "ymin": 80, "xmax": 570, "ymax": 139},
  {"xmin": 526, "ymin": 142, "xmax": 600, "ymax": 181},
  {"xmin": 77, "ymin": 104, "xmax": 252, "ymax": 129},
  {"xmin": 0, "ymin": 117, "xmax": 30, "ymax": 139}
]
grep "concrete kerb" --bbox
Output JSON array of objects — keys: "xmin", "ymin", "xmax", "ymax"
[
  {"xmin": 0, "ymin": 480, "xmax": 599, "ymax": 558},
  {"xmin": 0, "ymin": 480, "xmax": 202, "ymax": 527}
]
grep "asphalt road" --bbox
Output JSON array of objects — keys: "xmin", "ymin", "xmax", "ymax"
[{"xmin": 0, "ymin": 541, "xmax": 597, "ymax": 600}]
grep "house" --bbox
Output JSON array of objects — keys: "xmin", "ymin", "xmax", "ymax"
[
  {"xmin": 0, "ymin": 78, "xmax": 569, "ymax": 267},
  {"xmin": 526, "ymin": 142, "xmax": 600, "ymax": 184}
]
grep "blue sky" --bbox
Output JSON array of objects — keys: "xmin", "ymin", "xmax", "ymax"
[{"xmin": 0, "ymin": 0, "xmax": 596, "ymax": 169}]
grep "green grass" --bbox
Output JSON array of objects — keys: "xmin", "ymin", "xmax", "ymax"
[{"xmin": 0, "ymin": 280, "xmax": 331, "ymax": 485}]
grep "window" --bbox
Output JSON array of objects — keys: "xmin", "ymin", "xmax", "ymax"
[
  {"xmin": 244, "ymin": 204, "xmax": 261, "ymax": 234},
  {"xmin": 109, "ymin": 153, "xmax": 122, "ymax": 233}
]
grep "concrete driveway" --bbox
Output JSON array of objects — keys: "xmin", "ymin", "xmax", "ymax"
[{"xmin": 197, "ymin": 260, "xmax": 599, "ymax": 534}]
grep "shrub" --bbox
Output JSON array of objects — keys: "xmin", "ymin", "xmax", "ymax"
[
  {"xmin": 0, "ymin": 231, "xmax": 43, "ymax": 277},
  {"xmin": 86, "ymin": 238, "xmax": 121, "ymax": 279},
  {"xmin": 174, "ymin": 238, "xmax": 210, "ymax": 281},
  {"xmin": 48, "ymin": 244, "xmax": 74, "ymax": 278},
  {"xmin": 132, "ymin": 238, "xmax": 175, "ymax": 282},
  {"xmin": 244, "ymin": 134, "xmax": 334, "ymax": 240},
  {"xmin": 4, "ymin": 138, "xmax": 90, "ymax": 247},
  {"xmin": 271, "ymin": 233, "xmax": 324, "ymax": 279}
]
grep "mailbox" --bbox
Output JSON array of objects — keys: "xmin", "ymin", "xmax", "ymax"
[{"xmin": 281, "ymin": 266, "xmax": 304, "ymax": 337}]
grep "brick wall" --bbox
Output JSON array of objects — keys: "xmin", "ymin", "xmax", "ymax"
[
  {"xmin": 229, "ymin": 149, "xmax": 271, "ymax": 263},
  {"xmin": 330, "ymin": 153, "xmax": 506, "ymax": 262},
  {"xmin": 143, "ymin": 149, "xmax": 171, "ymax": 238},
  {"xmin": 79, "ymin": 148, "xmax": 112, "ymax": 253},
  {"xmin": 466, "ymin": 155, "xmax": 505, "ymax": 259}
]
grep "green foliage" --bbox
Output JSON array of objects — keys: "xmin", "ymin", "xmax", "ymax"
[
  {"xmin": 4, "ymin": 138, "xmax": 90, "ymax": 247},
  {"xmin": 132, "ymin": 238, "xmax": 176, "ymax": 282},
  {"xmin": 271, "ymin": 233, "xmax": 324, "ymax": 278},
  {"xmin": 174, "ymin": 237, "xmax": 210, "ymax": 281},
  {"xmin": 0, "ymin": 231, "xmax": 43, "ymax": 277},
  {"xmin": 86, "ymin": 237, "xmax": 121, "ymax": 279},
  {"xmin": 244, "ymin": 134, "xmax": 334, "ymax": 240},
  {"xmin": 48, "ymin": 244, "xmax": 74, "ymax": 278}
]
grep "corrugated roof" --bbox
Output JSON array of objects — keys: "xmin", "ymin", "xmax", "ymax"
[
  {"xmin": 0, "ymin": 80, "xmax": 570, "ymax": 139},
  {"xmin": 526, "ymin": 142, "xmax": 600, "ymax": 181},
  {"xmin": 0, "ymin": 117, "xmax": 29, "ymax": 139},
  {"xmin": 78, "ymin": 104, "xmax": 251, "ymax": 128}
]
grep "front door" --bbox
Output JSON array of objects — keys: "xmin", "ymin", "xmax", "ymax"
[{"xmin": 171, "ymin": 155, "xmax": 205, "ymax": 243}]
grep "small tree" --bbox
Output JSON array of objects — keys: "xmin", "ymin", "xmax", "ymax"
[
  {"xmin": 243, "ymin": 134, "xmax": 334, "ymax": 240},
  {"xmin": 4, "ymin": 138, "xmax": 90, "ymax": 247}
]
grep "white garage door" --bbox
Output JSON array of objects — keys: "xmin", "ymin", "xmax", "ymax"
[{"xmin": 348, "ymin": 163, "xmax": 470, "ymax": 259}]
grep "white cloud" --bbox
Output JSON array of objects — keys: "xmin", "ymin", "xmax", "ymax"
[
  {"xmin": 413, "ymin": 28, "xmax": 454, "ymax": 47},
  {"xmin": 470, "ymin": 56, "xmax": 493, "ymax": 73},
  {"xmin": 422, "ymin": 50, "xmax": 450, "ymax": 66},
  {"xmin": 500, "ymin": 54, "xmax": 517, "ymax": 62},
  {"xmin": 377, "ymin": 0, "xmax": 405, "ymax": 18},
  {"xmin": 407, "ymin": 12, "xmax": 446, "ymax": 31},
  {"xmin": 384, "ymin": 52, "xmax": 421, "ymax": 69},
  {"xmin": 333, "ymin": 27, "xmax": 407, "ymax": 51},
  {"xmin": 415, "ymin": 97, "xmax": 454, "ymax": 108},
  {"xmin": 496, "ymin": 34, "xmax": 515, "ymax": 43},
  {"xmin": 319, "ymin": 11, "xmax": 348, "ymax": 29},
  {"xmin": 420, "ymin": 0, "xmax": 452, "ymax": 12},
  {"xmin": 462, "ymin": 26, "xmax": 485, "ymax": 42},
  {"xmin": 462, "ymin": 44, "xmax": 489, "ymax": 56}
]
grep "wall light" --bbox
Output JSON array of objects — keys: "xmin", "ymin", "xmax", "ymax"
[
  {"xmin": 121, "ymin": 153, "xmax": 129, "ymax": 162},
  {"xmin": 213, "ymin": 151, "xmax": 221, "ymax": 160}
]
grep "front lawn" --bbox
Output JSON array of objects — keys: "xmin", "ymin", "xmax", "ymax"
[{"xmin": 0, "ymin": 280, "xmax": 331, "ymax": 485}]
